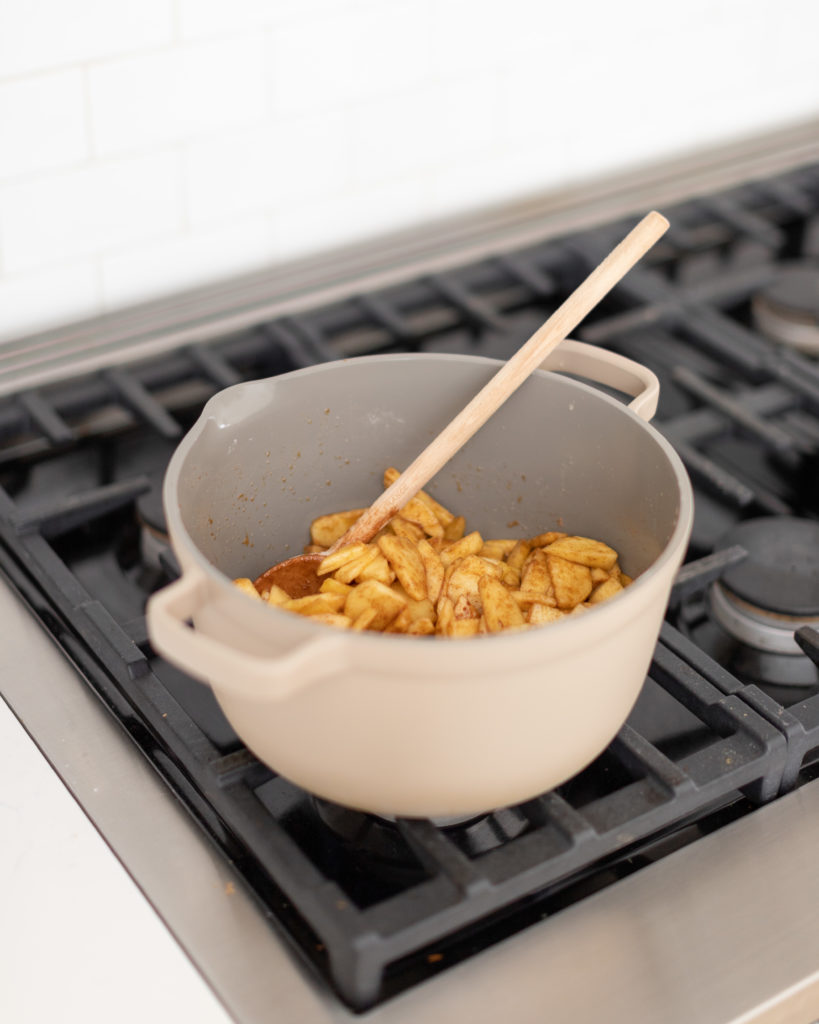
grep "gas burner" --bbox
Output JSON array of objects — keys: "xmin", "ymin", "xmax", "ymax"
[
  {"xmin": 312, "ymin": 798, "xmax": 429, "ymax": 887},
  {"xmin": 710, "ymin": 516, "xmax": 819, "ymax": 641},
  {"xmin": 135, "ymin": 472, "xmax": 169, "ymax": 572},
  {"xmin": 751, "ymin": 263, "xmax": 819, "ymax": 354},
  {"xmin": 691, "ymin": 516, "xmax": 819, "ymax": 691},
  {"xmin": 313, "ymin": 797, "xmax": 529, "ymax": 881}
]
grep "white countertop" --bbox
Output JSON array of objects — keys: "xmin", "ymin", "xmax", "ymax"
[{"xmin": 0, "ymin": 691, "xmax": 232, "ymax": 1024}]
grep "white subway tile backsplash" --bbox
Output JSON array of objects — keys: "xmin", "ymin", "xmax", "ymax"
[
  {"xmin": 88, "ymin": 36, "xmax": 269, "ymax": 157},
  {"xmin": 270, "ymin": 1, "xmax": 433, "ymax": 115},
  {"xmin": 100, "ymin": 218, "xmax": 277, "ymax": 308},
  {"xmin": 0, "ymin": 0, "xmax": 817, "ymax": 342},
  {"xmin": 499, "ymin": 60, "xmax": 586, "ymax": 150},
  {"xmin": 348, "ymin": 90, "xmax": 443, "ymax": 187},
  {"xmin": 266, "ymin": 109, "xmax": 355, "ymax": 199},
  {"xmin": 0, "ymin": 152, "xmax": 184, "ymax": 272},
  {"xmin": 435, "ymin": 75, "xmax": 505, "ymax": 162},
  {"xmin": 177, "ymin": 0, "xmax": 275, "ymax": 39},
  {"xmin": 271, "ymin": 177, "xmax": 433, "ymax": 259},
  {"xmin": 350, "ymin": 75, "xmax": 503, "ymax": 188},
  {"xmin": 266, "ymin": 0, "xmax": 364, "ymax": 26},
  {"xmin": 424, "ymin": 0, "xmax": 581, "ymax": 79},
  {"xmin": 185, "ymin": 111, "xmax": 352, "ymax": 227},
  {"xmin": 0, "ymin": 0, "xmax": 174, "ymax": 78},
  {"xmin": 184, "ymin": 130, "xmax": 279, "ymax": 227},
  {"xmin": 178, "ymin": 0, "xmax": 348, "ymax": 38},
  {"xmin": 427, "ymin": 147, "xmax": 572, "ymax": 222},
  {"xmin": 0, "ymin": 70, "xmax": 87, "ymax": 180},
  {"xmin": 0, "ymin": 261, "xmax": 99, "ymax": 341},
  {"xmin": 427, "ymin": 0, "xmax": 508, "ymax": 78}
]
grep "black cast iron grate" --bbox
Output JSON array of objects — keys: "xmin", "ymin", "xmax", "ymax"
[{"xmin": 1, "ymin": 162, "xmax": 819, "ymax": 1010}]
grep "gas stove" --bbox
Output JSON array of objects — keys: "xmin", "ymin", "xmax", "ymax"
[{"xmin": 3, "ymin": 124, "xmax": 819, "ymax": 1023}]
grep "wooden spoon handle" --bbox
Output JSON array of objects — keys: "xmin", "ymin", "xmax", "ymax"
[{"xmin": 338, "ymin": 210, "xmax": 669, "ymax": 548}]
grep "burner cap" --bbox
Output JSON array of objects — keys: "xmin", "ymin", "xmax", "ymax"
[
  {"xmin": 313, "ymin": 797, "xmax": 528, "ymax": 864},
  {"xmin": 752, "ymin": 263, "xmax": 819, "ymax": 353},
  {"xmin": 719, "ymin": 516, "xmax": 819, "ymax": 617}
]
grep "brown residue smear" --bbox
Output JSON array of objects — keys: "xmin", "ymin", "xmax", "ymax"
[
  {"xmin": 324, "ymin": 408, "xmax": 330, "ymax": 414},
  {"xmin": 255, "ymin": 553, "xmax": 323, "ymax": 598},
  {"xmin": 325, "ymin": 480, "xmax": 332, "ymax": 486},
  {"xmin": 506, "ymin": 520, "xmax": 519, "ymax": 528},
  {"xmin": 242, "ymin": 534, "xmax": 251, "ymax": 546}
]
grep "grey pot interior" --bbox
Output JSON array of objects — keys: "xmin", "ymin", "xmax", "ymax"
[{"xmin": 171, "ymin": 353, "xmax": 686, "ymax": 585}]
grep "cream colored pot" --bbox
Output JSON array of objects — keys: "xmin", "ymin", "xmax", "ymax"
[{"xmin": 147, "ymin": 342, "xmax": 693, "ymax": 818}]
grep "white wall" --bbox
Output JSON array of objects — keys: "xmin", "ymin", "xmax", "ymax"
[{"xmin": 1, "ymin": 0, "xmax": 818, "ymax": 341}]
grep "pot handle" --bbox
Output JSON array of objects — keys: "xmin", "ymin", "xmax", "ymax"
[
  {"xmin": 540, "ymin": 339, "xmax": 660, "ymax": 421},
  {"xmin": 146, "ymin": 573, "xmax": 348, "ymax": 701}
]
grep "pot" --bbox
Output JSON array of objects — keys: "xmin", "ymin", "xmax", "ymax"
[{"xmin": 147, "ymin": 341, "xmax": 693, "ymax": 818}]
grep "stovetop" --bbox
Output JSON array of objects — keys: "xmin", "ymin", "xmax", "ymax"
[{"xmin": 2, "ymin": 156, "xmax": 819, "ymax": 1016}]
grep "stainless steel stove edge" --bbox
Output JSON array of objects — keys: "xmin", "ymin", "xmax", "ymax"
[{"xmin": 3, "ymin": 575, "xmax": 819, "ymax": 1024}]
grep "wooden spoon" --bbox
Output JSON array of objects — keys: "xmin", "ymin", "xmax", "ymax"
[{"xmin": 257, "ymin": 210, "xmax": 669, "ymax": 599}]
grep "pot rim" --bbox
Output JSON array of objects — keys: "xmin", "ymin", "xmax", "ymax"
[{"xmin": 162, "ymin": 351, "xmax": 694, "ymax": 648}]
